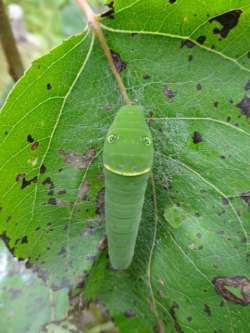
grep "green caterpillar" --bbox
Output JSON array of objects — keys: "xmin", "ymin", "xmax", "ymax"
[{"xmin": 103, "ymin": 105, "xmax": 154, "ymax": 269}]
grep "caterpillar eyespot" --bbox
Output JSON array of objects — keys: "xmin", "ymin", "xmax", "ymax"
[{"xmin": 103, "ymin": 105, "xmax": 154, "ymax": 270}]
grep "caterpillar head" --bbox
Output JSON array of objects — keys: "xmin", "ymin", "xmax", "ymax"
[{"xmin": 103, "ymin": 105, "xmax": 153, "ymax": 176}]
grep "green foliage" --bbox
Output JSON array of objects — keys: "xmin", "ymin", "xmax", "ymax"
[
  {"xmin": 0, "ymin": 241, "xmax": 68, "ymax": 333},
  {"xmin": 0, "ymin": 0, "xmax": 250, "ymax": 332}
]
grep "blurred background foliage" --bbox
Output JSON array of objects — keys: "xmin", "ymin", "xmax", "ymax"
[{"xmin": 0, "ymin": 0, "xmax": 107, "ymax": 105}]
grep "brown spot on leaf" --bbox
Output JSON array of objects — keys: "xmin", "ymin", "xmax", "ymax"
[
  {"xmin": 39, "ymin": 164, "xmax": 46, "ymax": 174},
  {"xmin": 27, "ymin": 134, "xmax": 34, "ymax": 143},
  {"xmin": 59, "ymin": 148, "xmax": 96, "ymax": 169},
  {"xmin": 196, "ymin": 36, "xmax": 206, "ymax": 44},
  {"xmin": 78, "ymin": 180, "xmax": 89, "ymax": 201},
  {"xmin": 212, "ymin": 276, "xmax": 250, "ymax": 305},
  {"xmin": 16, "ymin": 173, "xmax": 26, "ymax": 181},
  {"xmin": 222, "ymin": 197, "xmax": 229, "ymax": 205},
  {"xmin": 42, "ymin": 177, "xmax": 54, "ymax": 195},
  {"xmin": 204, "ymin": 304, "xmax": 212, "ymax": 316},
  {"xmin": 48, "ymin": 198, "xmax": 57, "ymax": 206},
  {"xmin": 236, "ymin": 96, "xmax": 250, "ymax": 118},
  {"xmin": 96, "ymin": 187, "xmax": 105, "ymax": 215},
  {"xmin": 104, "ymin": 104, "xmax": 113, "ymax": 112},
  {"xmin": 169, "ymin": 302, "xmax": 184, "ymax": 333},
  {"xmin": 209, "ymin": 10, "xmax": 242, "ymax": 38},
  {"xmin": 111, "ymin": 50, "xmax": 127, "ymax": 73},
  {"xmin": 181, "ymin": 39, "xmax": 195, "ymax": 48},
  {"xmin": 241, "ymin": 236, "xmax": 247, "ymax": 244},
  {"xmin": 0, "ymin": 231, "xmax": 15, "ymax": 254},
  {"xmin": 20, "ymin": 235, "xmax": 28, "ymax": 244},
  {"xmin": 58, "ymin": 246, "xmax": 66, "ymax": 256},
  {"xmin": 31, "ymin": 141, "xmax": 39, "ymax": 150},
  {"xmin": 240, "ymin": 192, "xmax": 250, "ymax": 208},
  {"xmin": 244, "ymin": 80, "xmax": 250, "ymax": 91},
  {"xmin": 30, "ymin": 264, "xmax": 49, "ymax": 284},
  {"xmin": 47, "ymin": 198, "xmax": 66, "ymax": 207},
  {"xmin": 58, "ymin": 189, "xmax": 66, "ymax": 195},
  {"xmin": 163, "ymin": 84, "xmax": 176, "ymax": 98},
  {"xmin": 196, "ymin": 83, "xmax": 202, "ymax": 90},
  {"xmin": 124, "ymin": 309, "xmax": 136, "ymax": 317},
  {"xmin": 101, "ymin": 1, "xmax": 114, "ymax": 19},
  {"xmin": 192, "ymin": 131, "xmax": 202, "ymax": 144},
  {"xmin": 21, "ymin": 176, "xmax": 38, "ymax": 189}
]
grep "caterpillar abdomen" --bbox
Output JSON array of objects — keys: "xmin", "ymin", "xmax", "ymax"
[
  {"xmin": 105, "ymin": 170, "xmax": 149, "ymax": 269},
  {"xmin": 103, "ymin": 105, "xmax": 153, "ymax": 270}
]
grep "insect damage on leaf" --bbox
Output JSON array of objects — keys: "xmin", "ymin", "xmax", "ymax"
[
  {"xmin": 20, "ymin": 235, "xmax": 28, "ymax": 244},
  {"xmin": 27, "ymin": 134, "xmax": 34, "ymax": 143},
  {"xmin": 42, "ymin": 177, "xmax": 55, "ymax": 195},
  {"xmin": 192, "ymin": 131, "xmax": 203, "ymax": 144},
  {"xmin": 196, "ymin": 36, "xmax": 206, "ymax": 44},
  {"xmin": 240, "ymin": 192, "xmax": 250, "ymax": 208},
  {"xmin": 78, "ymin": 180, "xmax": 89, "ymax": 201},
  {"xmin": 96, "ymin": 187, "xmax": 105, "ymax": 215},
  {"xmin": 209, "ymin": 10, "xmax": 242, "ymax": 38},
  {"xmin": 212, "ymin": 276, "xmax": 250, "ymax": 305},
  {"xmin": 17, "ymin": 175, "xmax": 38, "ymax": 190},
  {"xmin": 31, "ymin": 141, "xmax": 39, "ymax": 150},
  {"xmin": 180, "ymin": 39, "xmax": 195, "ymax": 48},
  {"xmin": 244, "ymin": 80, "xmax": 250, "ymax": 91},
  {"xmin": 39, "ymin": 164, "xmax": 47, "ymax": 174},
  {"xmin": 163, "ymin": 84, "xmax": 176, "ymax": 98},
  {"xmin": 101, "ymin": 1, "xmax": 115, "ymax": 19},
  {"xmin": 59, "ymin": 148, "xmax": 96, "ymax": 169},
  {"xmin": 110, "ymin": 50, "xmax": 127, "ymax": 73},
  {"xmin": 203, "ymin": 304, "xmax": 212, "ymax": 316},
  {"xmin": 46, "ymin": 83, "xmax": 52, "ymax": 90},
  {"xmin": 169, "ymin": 302, "xmax": 184, "ymax": 333},
  {"xmin": 236, "ymin": 96, "xmax": 250, "ymax": 118},
  {"xmin": 26, "ymin": 134, "xmax": 39, "ymax": 150}
]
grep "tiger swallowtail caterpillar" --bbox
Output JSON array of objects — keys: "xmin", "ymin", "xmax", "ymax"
[{"xmin": 103, "ymin": 105, "xmax": 154, "ymax": 269}]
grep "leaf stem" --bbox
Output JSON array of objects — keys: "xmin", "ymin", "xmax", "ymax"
[
  {"xmin": 0, "ymin": 0, "xmax": 24, "ymax": 81},
  {"xmin": 75, "ymin": 0, "xmax": 130, "ymax": 104}
]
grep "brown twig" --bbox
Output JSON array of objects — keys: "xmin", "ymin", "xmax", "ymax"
[
  {"xmin": 0, "ymin": 0, "xmax": 24, "ymax": 81},
  {"xmin": 75, "ymin": 0, "xmax": 130, "ymax": 104}
]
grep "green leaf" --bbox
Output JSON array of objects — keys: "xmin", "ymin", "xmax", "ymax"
[
  {"xmin": 1, "ymin": 0, "xmax": 250, "ymax": 332},
  {"xmin": 0, "ymin": 241, "xmax": 68, "ymax": 333},
  {"xmin": 0, "ymin": 32, "xmax": 109, "ymax": 289}
]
